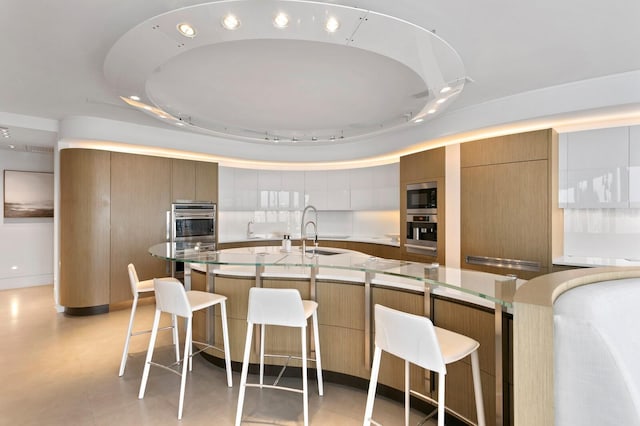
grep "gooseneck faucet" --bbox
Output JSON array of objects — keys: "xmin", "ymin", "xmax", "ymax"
[{"xmin": 301, "ymin": 205, "xmax": 318, "ymax": 255}]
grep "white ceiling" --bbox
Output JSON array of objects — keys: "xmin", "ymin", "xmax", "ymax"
[{"xmin": 1, "ymin": 0, "xmax": 639, "ymax": 163}]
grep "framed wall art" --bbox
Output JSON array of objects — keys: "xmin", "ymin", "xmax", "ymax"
[{"xmin": 3, "ymin": 170, "xmax": 54, "ymax": 218}]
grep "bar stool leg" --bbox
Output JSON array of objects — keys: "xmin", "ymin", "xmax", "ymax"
[
  {"xmin": 363, "ymin": 346, "xmax": 382, "ymax": 426},
  {"xmin": 301, "ymin": 326, "xmax": 309, "ymax": 426},
  {"xmin": 172, "ymin": 314, "xmax": 180, "ymax": 362},
  {"xmin": 220, "ymin": 301, "xmax": 233, "ymax": 387},
  {"xmin": 235, "ymin": 321, "xmax": 254, "ymax": 426},
  {"xmin": 437, "ymin": 373, "xmax": 445, "ymax": 426},
  {"xmin": 139, "ymin": 309, "xmax": 161, "ymax": 399},
  {"xmin": 119, "ymin": 294, "xmax": 139, "ymax": 376},
  {"xmin": 312, "ymin": 311, "xmax": 323, "ymax": 396},
  {"xmin": 259, "ymin": 324, "xmax": 266, "ymax": 387},
  {"xmin": 404, "ymin": 360, "xmax": 410, "ymax": 426},
  {"xmin": 177, "ymin": 317, "xmax": 192, "ymax": 420},
  {"xmin": 471, "ymin": 350, "xmax": 486, "ymax": 426}
]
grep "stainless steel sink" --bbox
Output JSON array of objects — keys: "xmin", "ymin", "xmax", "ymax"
[{"xmin": 305, "ymin": 248, "xmax": 342, "ymax": 256}]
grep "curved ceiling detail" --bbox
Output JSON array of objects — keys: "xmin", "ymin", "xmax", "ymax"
[{"xmin": 103, "ymin": 0, "xmax": 466, "ymax": 145}]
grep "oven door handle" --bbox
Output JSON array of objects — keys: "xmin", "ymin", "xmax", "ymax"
[{"xmin": 404, "ymin": 243, "xmax": 437, "ymax": 251}]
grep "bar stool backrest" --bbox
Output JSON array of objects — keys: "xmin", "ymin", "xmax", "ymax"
[
  {"xmin": 247, "ymin": 287, "xmax": 306, "ymax": 327},
  {"xmin": 374, "ymin": 304, "xmax": 446, "ymax": 374},
  {"xmin": 154, "ymin": 278, "xmax": 192, "ymax": 318},
  {"xmin": 127, "ymin": 263, "xmax": 140, "ymax": 295}
]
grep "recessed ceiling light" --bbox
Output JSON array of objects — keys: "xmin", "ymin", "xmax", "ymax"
[
  {"xmin": 436, "ymin": 98, "xmax": 447, "ymax": 104},
  {"xmin": 222, "ymin": 14, "xmax": 240, "ymax": 30},
  {"xmin": 177, "ymin": 23, "xmax": 196, "ymax": 38},
  {"xmin": 414, "ymin": 117, "xmax": 424, "ymax": 123},
  {"xmin": 273, "ymin": 13, "xmax": 289, "ymax": 28},
  {"xmin": 8, "ymin": 144, "xmax": 15, "ymax": 149},
  {"xmin": 440, "ymin": 86, "xmax": 452, "ymax": 94},
  {"xmin": 175, "ymin": 122, "xmax": 185, "ymax": 126},
  {"xmin": 427, "ymin": 109, "xmax": 437, "ymax": 114},
  {"xmin": 129, "ymin": 95, "xmax": 141, "ymax": 101},
  {"xmin": 325, "ymin": 17, "xmax": 340, "ymax": 33}
]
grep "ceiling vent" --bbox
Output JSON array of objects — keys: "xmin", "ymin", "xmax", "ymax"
[{"xmin": 26, "ymin": 145, "xmax": 54, "ymax": 154}]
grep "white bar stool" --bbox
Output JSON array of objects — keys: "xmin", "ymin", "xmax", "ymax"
[
  {"xmin": 138, "ymin": 277, "xmax": 233, "ymax": 420},
  {"xmin": 119, "ymin": 263, "xmax": 179, "ymax": 377},
  {"xmin": 363, "ymin": 304, "xmax": 485, "ymax": 426},
  {"xmin": 235, "ymin": 287, "xmax": 323, "ymax": 426}
]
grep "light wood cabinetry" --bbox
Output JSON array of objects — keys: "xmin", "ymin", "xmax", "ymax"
[
  {"xmin": 58, "ymin": 149, "xmax": 218, "ymax": 311},
  {"xmin": 59, "ymin": 149, "xmax": 111, "ymax": 311},
  {"xmin": 460, "ymin": 129, "xmax": 561, "ymax": 279},
  {"xmin": 400, "ymin": 147, "xmax": 446, "ymax": 265},
  {"xmin": 110, "ymin": 153, "xmax": 172, "ymax": 304}
]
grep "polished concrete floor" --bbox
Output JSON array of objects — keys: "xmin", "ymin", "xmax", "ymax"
[{"xmin": 0, "ymin": 285, "xmax": 437, "ymax": 426}]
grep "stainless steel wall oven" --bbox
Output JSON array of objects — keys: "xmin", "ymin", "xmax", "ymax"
[{"xmin": 168, "ymin": 201, "xmax": 216, "ymax": 276}]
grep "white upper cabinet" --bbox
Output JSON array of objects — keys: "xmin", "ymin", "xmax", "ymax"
[
  {"xmin": 220, "ymin": 163, "xmax": 399, "ymax": 211},
  {"xmin": 304, "ymin": 170, "xmax": 328, "ymax": 210},
  {"xmin": 326, "ymin": 170, "xmax": 351, "ymax": 210},
  {"xmin": 281, "ymin": 171, "xmax": 305, "ymax": 210},
  {"xmin": 562, "ymin": 127, "xmax": 630, "ymax": 208},
  {"xmin": 373, "ymin": 163, "xmax": 399, "ymax": 210},
  {"xmin": 349, "ymin": 167, "xmax": 373, "ymax": 210},
  {"xmin": 629, "ymin": 125, "xmax": 640, "ymax": 208},
  {"xmin": 234, "ymin": 168, "xmax": 259, "ymax": 210}
]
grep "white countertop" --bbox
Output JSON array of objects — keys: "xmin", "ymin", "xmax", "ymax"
[
  {"xmin": 553, "ymin": 256, "xmax": 640, "ymax": 268},
  {"xmin": 220, "ymin": 235, "xmax": 400, "ymax": 247}
]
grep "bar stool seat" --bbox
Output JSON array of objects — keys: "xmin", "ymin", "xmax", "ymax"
[
  {"xmin": 138, "ymin": 278, "xmax": 232, "ymax": 420},
  {"xmin": 118, "ymin": 263, "xmax": 178, "ymax": 377},
  {"xmin": 364, "ymin": 304, "xmax": 485, "ymax": 426},
  {"xmin": 235, "ymin": 287, "xmax": 323, "ymax": 426}
]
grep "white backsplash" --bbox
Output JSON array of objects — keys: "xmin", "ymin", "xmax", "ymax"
[{"xmin": 219, "ymin": 210, "xmax": 399, "ymax": 242}]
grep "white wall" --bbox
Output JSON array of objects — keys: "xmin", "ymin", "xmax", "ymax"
[{"xmin": 0, "ymin": 150, "xmax": 54, "ymax": 290}]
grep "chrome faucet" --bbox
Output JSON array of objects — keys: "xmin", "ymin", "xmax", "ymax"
[
  {"xmin": 300, "ymin": 205, "xmax": 318, "ymax": 255},
  {"xmin": 246, "ymin": 220, "xmax": 254, "ymax": 238}
]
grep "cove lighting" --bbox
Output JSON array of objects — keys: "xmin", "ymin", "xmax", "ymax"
[
  {"xmin": 222, "ymin": 14, "xmax": 241, "ymax": 30},
  {"xmin": 273, "ymin": 13, "xmax": 289, "ymax": 28},
  {"xmin": 325, "ymin": 17, "xmax": 340, "ymax": 32},
  {"xmin": 177, "ymin": 23, "xmax": 196, "ymax": 38}
]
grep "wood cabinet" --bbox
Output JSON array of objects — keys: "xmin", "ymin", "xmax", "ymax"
[
  {"xmin": 110, "ymin": 153, "xmax": 172, "ymax": 304},
  {"xmin": 59, "ymin": 149, "xmax": 111, "ymax": 311},
  {"xmin": 460, "ymin": 129, "xmax": 562, "ymax": 279},
  {"xmin": 58, "ymin": 149, "xmax": 218, "ymax": 311},
  {"xmin": 400, "ymin": 147, "xmax": 446, "ymax": 265}
]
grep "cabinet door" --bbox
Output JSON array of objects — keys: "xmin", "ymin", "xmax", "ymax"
[
  {"xmin": 59, "ymin": 149, "xmax": 111, "ymax": 308},
  {"xmin": 565, "ymin": 127, "xmax": 629, "ymax": 208},
  {"xmin": 373, "ymin": 163, "xmax": 399, "ymax": 210},
  {"xmin": 327, "ymin": 170, "xmax": 350, "ymax": 210},
  {"xmin": 171, "ymin": 159, "xmax": 195, "ymax": 202},
  {"xmin": 110, "ymin": 153, "xmax": 172, "ymax": 304},
  {"xmin": 461, "ymin": 160, "xmax": 549, "ymax": 276},
  {"xmin": 195, "ymin": 161, "xmax": 218, "ymax": 203},
  {"xmin": 400, "ymin": 147, "xmax": 445, "ymax": 183},
  {"xmin": 234, "ymin": 168, "xmax": 258, "ymax": 210},
  {"xmin": 258, "ymin": 170, "xmax": 281, "ymax": 210},
  {"xmin": 304, "ymin": 170, "xmax": 327, "ymax": 210},
  {"xmin": 282, "ymin": 171, "xmax": 305, "ymax": 210},
  {"xmin": 218, "ymin": 167, "xmax": 235, "ymax": 210},
  {"xmin": 349, "ymin": 168, "xmax": 373, "ymax": 210},
  {"xmin": 629, "ymin": 126, "xmax": 640, "ymax": 207}
]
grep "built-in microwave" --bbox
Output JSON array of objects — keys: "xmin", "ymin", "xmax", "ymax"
[{"xmin": 406, "ymin": 182, "xmax": 437, "ymax": 214}]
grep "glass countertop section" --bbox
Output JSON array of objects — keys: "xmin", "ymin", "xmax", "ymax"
[{"xmin": 149, "ymin": 243, "xmax": 525, "ymax": 307}]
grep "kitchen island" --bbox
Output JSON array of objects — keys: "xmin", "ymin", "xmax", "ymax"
[{"xmin": 149, "ymin": 243, "xmax": 523, "ymax": 426}]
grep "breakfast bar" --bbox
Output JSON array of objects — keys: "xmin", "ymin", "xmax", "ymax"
[{"xmin": 149, "ymin": 242, "xmax": 524, "ymax": 426}]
